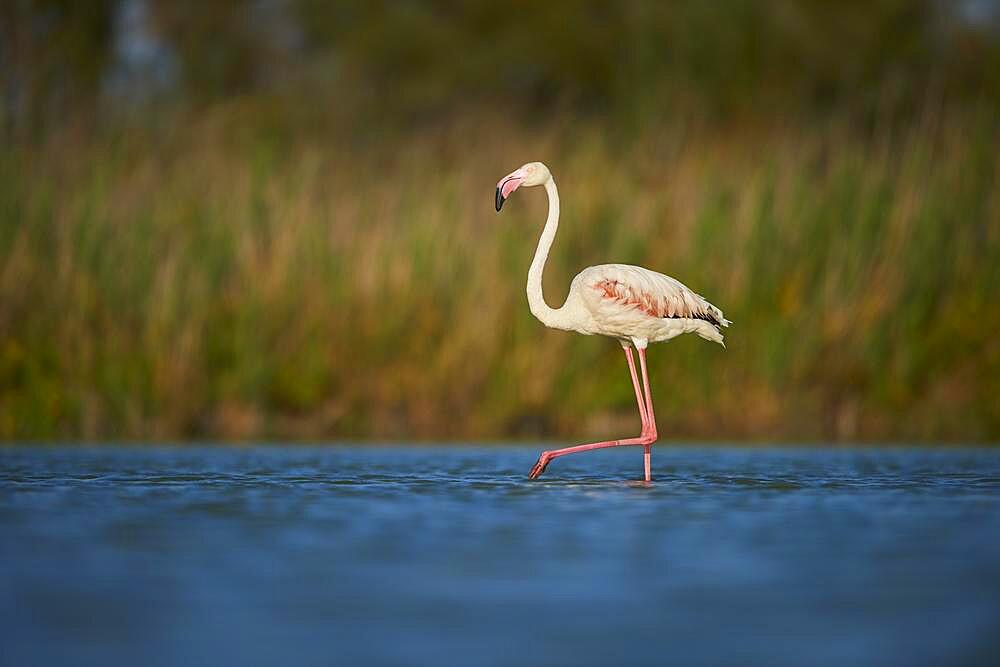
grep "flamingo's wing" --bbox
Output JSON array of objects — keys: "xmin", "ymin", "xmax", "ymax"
[{"xmin": 576, "ymin": 264, "xmax": 730, "ymax": 328}]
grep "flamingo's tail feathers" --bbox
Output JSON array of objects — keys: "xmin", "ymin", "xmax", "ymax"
[
  {"xmin": 694, "ymin": 321, "xmax": 726, "ymax": 347},
  {"xmin": 708, "ymin": 304, "xmax": 730, "ymax": 328}
]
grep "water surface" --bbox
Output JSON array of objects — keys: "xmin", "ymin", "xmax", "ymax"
[{"xmin": 2, "ymin": 445, "xmax": 999, "ymax": 666}]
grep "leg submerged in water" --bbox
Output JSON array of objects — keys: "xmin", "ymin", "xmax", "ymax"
[{"xmin": 528, "ymin": 345, "xmax": 659, "ymax": 480}]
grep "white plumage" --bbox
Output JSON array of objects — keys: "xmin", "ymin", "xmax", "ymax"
[
  {"xmin": 571, "ymin": 263, "xmax": 730, "ymax": 347},
  {"xmin": 497, "ymin": 161, "xmax": 728, "ymax": 350}
]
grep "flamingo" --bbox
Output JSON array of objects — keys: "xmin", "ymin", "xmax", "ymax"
[{"xmin": 495, "ymin": 162, "xmax": 729, "ymax": 482}]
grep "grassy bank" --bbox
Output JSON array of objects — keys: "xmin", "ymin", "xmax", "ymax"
[{"xmin": 1, "ymin": 107, "xmax": 997, "ymax": 442}]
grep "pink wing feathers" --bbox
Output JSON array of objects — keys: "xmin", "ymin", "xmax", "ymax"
[{"xmin": 581, "ymin": 264, "xmax": 729, "ymax": 328}]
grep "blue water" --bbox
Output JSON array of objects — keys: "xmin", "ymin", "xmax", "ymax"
[{"xmin": 2, "ymin": 445, "xmax": 999, "ymax": 667}]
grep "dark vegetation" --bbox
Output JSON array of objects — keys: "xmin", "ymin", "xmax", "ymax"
[{"xmin": 1, "ymin": 1, "xmax": 998, "ymax": 441}]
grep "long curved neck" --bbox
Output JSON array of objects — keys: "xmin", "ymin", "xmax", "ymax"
[{"xmin": 526, "ymin": 178, "xmax": 565, "ymax": 328}]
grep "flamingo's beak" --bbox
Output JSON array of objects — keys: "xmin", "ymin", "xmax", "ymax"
[{"xmin": 495, "ymin": 170, "xmax": 525, "ymax": 213}]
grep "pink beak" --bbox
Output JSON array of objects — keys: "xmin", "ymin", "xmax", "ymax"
[{"xmin": 495, "ymin": 169, "xmax": 525, "ymax": 212}]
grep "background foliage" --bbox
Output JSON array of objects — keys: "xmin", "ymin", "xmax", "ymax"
[{"xmin": 1, "ymin": 1, "xmax": 998, "ymax": 441}]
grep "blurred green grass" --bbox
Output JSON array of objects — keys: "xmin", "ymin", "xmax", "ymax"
[{"xmin": 1, "ymin": 106, "xmax": 996, "ymax": 442}]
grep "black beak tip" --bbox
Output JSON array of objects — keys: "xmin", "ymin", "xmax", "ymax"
[{"xmin": 495, "ymin": 187, "xmax": 505, "ymax": 212}]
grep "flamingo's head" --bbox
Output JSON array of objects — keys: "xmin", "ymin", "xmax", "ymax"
[{"xmin": 495, "ymin": 162, "xmax": 551, "ymax": 212}]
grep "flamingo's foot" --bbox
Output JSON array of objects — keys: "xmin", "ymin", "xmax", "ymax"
[{"xmin": 528, "ymin": 453, "xmax": 551, "ymax": 480}]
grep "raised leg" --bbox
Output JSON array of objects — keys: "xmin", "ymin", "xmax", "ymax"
[
  {"xmin": 625, "ymin": 346, "xmax": 649, "ymax": 432},
  {"xmin": 637, "ymin": 347, "xmax": 657, "ymax": 441},
  {"xmin": 528, "ymin": 346, "xmax": 657, "ymax": 480},
  {"xmin": 528, "ymin": 435, "xmax": 654, "ymax": 479}
]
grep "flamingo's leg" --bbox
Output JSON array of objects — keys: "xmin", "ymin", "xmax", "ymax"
[
  {"xmin": 624, "ymin": 346, "xmax": 649, "ymax": 433},
  {"xmin": 638, "ymin": 347, "xmax": 657, "ymax": 438},
  {"xmin": 528, "ymin": 347, "xmax": 656, "ymax": 480},
  {"xmin": 638, "ymin": 347, "xmax": 658, "ymax": 482},
  {"xmin": 528, "ymin": 435, "xmax": 656, "ymax": 479}
]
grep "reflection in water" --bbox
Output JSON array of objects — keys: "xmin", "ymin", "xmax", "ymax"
[{"xmin": 1, "ymin": 445, "xmax": 999, "ymax": 666}]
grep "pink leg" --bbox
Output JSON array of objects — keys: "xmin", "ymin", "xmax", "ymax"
[
  {"xmin": 528, "ymin": 435, "xmax": 656, "ymax": 479},
  {"xmin": 637, "ymin": 347, "xmax": 657, "ymax": 440},
  {"xmin": 638, "ymin": 347, "xmax": 658, "ymax": 482},
  {"xmin": 528, "ymin": 346, "xmax": 657, "ymax": 480},
  {"xmin": 625, "ymin": 346, "xmax": 649, "ymax": 433}
]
